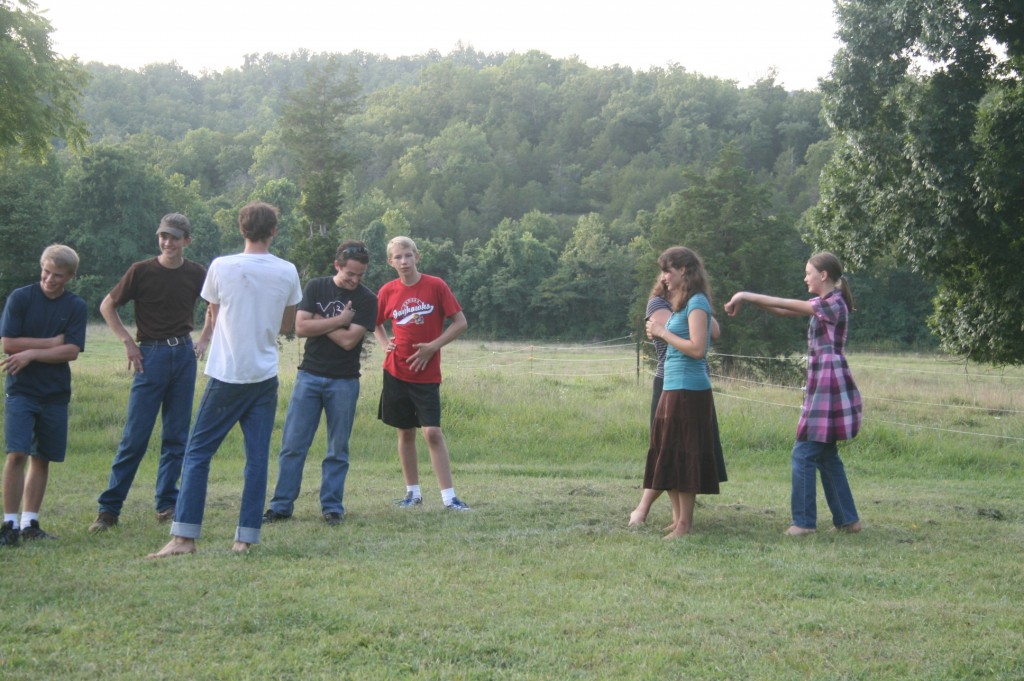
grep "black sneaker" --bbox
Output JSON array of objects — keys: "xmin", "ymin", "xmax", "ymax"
[
  {"xmin": 322, "ymin": 511, "xmax": 344, "ymax": 526},
  {"xmin": 262, "ymin": 509, "xmax": 291, "ymax": 523},
  {"xmin": 0, "ymin": 520, "xmax": 19, "ymax": 547},
  {"xmin": 20, "ymin": 520, "xmax": 55, "ymax": 541}
]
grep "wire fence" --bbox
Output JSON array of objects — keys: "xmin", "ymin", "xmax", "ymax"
[
  {"xmin": 447, "ymin": 337, "xmax": 1024, "ymax": 444},
  {"xmin": 450, "ymin": 335, "xmax": 639, "ymax": 378}
]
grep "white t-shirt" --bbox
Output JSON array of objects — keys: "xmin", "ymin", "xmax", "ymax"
[{"xmin": 202, "ymin": 252, "xmax": 302, "ymax": 384}]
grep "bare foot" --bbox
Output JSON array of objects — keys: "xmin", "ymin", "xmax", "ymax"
[
  {"xmin": 232, "ymin": 541, "xmax": 253, "ymax": 554},
  {"xmin": 146, "ymin": 537, "xmax": 196, "ymax": 559},
  {"xmin": 628, "ymin": 508, "xmax": 647, "ymax": 526},
  {"xmin": 663, "ymin": 523, "xmax": 691, "ymax": 539},
  {"xmin": 784, "ymin": 525, "xmax": 816, "ymax": 536},
  {"xmin": 831, "ymin": 520, "xmax": 863, "ymax": 533}
]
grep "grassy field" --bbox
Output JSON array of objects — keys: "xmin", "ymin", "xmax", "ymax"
[{"xmin": 2, "ymin": 326, "xmax": 1022, "ymax": 680}]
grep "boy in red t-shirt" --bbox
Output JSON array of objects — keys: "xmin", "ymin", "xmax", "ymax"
[{"xmin": 374, "ymin": 237, "xmax": 471, "ymax": 510}]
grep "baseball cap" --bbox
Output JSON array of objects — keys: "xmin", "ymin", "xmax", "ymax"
[{"xmin": 156, "ymin": 213, "xmax": 191, "ymax": 239}]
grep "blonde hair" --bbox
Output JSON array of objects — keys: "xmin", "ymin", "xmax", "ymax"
[
  {"xmin": 386, "ymin": 236, "xmax": 419, "ymax": 259},
  {"xmin": 40, "ymin": 244, "xmax": 80, "ymax": 276}
]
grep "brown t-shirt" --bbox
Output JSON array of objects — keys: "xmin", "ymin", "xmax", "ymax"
[{"xmin": 107, "ymin": 257, "xmax": 207, "ymax": 342}]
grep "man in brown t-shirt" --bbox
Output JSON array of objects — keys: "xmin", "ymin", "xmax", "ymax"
[{"xmin": 88, "ymin": 213, "xmax": 212, "ymax": 532}]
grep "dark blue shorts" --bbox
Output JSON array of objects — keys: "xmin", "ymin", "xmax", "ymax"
[
  {"xmin": 4, "ymin": 394, "xmax": 69, "ymax": 462},
  {"xmin": 378, "ymin": 371, "xmax": 442, "ymax": 429}
]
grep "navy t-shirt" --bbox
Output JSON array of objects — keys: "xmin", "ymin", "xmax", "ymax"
[{"xmin": 1, "ymin": 283, "xmax": 88, "ymax": 403}]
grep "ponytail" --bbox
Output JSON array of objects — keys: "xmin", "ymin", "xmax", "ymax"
[{"xmin": 837, "ymin": 274, "xmax": 855, "ymax": 312}]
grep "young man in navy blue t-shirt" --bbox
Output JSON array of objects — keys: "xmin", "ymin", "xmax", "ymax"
[{"xmin": 1, "ymin": 245, "xmax": 88, "ymax": 545}]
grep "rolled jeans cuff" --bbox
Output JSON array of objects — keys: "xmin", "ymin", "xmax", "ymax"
[
  {"xmin": 235, "ymin": 526, "xmax": 260, "ymax": 544},
  {"xmin": 170, "ymin": 521, "xmax": 201, "ymax": 540}
]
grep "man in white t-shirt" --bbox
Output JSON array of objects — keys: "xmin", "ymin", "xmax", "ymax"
[{"xmin": 148, "ymin": 202, "xmax": 302, "ymax": 558}]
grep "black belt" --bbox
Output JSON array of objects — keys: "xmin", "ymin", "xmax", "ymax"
[{"xmin": 139, "ymin": 335, "xmax": 191, "ymax": 347}]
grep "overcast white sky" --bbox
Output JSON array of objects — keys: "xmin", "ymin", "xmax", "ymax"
[{"xmin": 36, "ymin": 0, "xmax": 841, "ymax": 91}]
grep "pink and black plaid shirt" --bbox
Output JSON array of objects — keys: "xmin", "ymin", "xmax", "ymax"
[{"xmin": 796, "ymin": 289, "xmax": 862, "ymax": 443}]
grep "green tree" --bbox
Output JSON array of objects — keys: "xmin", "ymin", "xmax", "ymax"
[
  {"xmin": 164, "ymin": 127, "xmax": 259, "ymax": 198},
  {"xmin": 535, "ymin": 213, "xmax": 632, "ymax": 340},
  {"xmin": 59, "ymin": 146, "xmax": 179, "ymax": 312},
  {"xmin": 0, "ymin": 152, "xmax": 65, "ymax": 305},
  {"xmin": 356, "ymin": 219, "xmax": 390, "ymax": 293},
  {"xmin": 845, "ymin": 255, "xmax": 937, "ymax": 349},
  {"xmin": 0, "ymin": 0, "xmax": 88, "ymax": 158},
  {"xmin": 458, "ymin": 217, "xmax": 558, "ymax": 338},
  {"xmin": 279, "ymin": 55, "xmax": 362, "ymax": 279},
  {"xmin": 813, "ymin": 0, "xmax": 1024, "ymax": 364},
  {"xmin": 645, "ymin": 145, "xmax": 807, "ymax": 363}
]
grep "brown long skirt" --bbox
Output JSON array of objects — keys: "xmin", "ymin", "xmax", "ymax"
[{"xmin": 644, "ymin": 389, "xmax": 721, "ymax": 494}]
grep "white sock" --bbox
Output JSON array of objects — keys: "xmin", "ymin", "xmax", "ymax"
[
  {"xmin": 4, "ymin": 513, "xmax": 17, "ymax": 526},
  {"xmin": 406, "ymin": 485, "xmax": 422, "ymax": 499},
  {"xmin": 20, "ymin": 512, "xmax": 38, "ymax": 530},
  {"xmin": 441, "ymin": 488, "xmax": 456, "ymax": 505}
]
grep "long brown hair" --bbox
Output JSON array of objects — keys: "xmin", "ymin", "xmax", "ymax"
[
  {"xmin": 657, "ymin": 246, "xmax": 712, "ymax": 311},
  {"xmin": 648, "ymin": 271, "xmax": 668, "ymax": 300},
  {"xmin": 808, "ymin": 251, "xmax": 855, "ymax": 312}
]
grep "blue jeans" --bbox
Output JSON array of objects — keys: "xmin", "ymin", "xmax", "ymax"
[
  {"xmin": 98, "ymin": 341, "xmax": 196, "ymax": 515},
  {"xmin": 171, "ymin": 377, "xmax": 278, "ymax": 545},
  {"xmin": 791, "ymin": 440, "xmax": 859, "ymax": 529},
  {"xmin": 269, "ymin": 370, "xmax": 359, "ymax": 516}
]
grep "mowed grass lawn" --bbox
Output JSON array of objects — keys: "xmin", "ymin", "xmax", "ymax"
[{"xmin": 2, "ymin": 325, "xmax": 1022, "ymax": 680}]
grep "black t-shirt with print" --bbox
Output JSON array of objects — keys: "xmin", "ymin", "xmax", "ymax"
[{"xmin": 297, "ymin": 277, "xmax": 377, "ymax": 379}]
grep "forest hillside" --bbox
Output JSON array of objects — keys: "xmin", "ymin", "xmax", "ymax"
[{"xmin": 0, "ymin": 47, "xmax": 935, "ymax": 352}]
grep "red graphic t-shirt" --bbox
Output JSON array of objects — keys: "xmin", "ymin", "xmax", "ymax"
[{"xmin": 376, "ymin": 274, "xmax": 462, "ymax": 384}]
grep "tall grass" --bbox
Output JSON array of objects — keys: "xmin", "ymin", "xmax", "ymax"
[{"xmin": 1, "ymin": 327, "xmax": 1022, "ymax": 679}]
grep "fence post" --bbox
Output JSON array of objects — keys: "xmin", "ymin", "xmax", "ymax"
[{"xmin": 636, "ymin": 318, "xmax": 641, "ymax": 384}]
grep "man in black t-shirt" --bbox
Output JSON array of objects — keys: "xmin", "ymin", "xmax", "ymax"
[{"xmin": 263, "ymin": 241, "xmax": 377, "ymax": 525}]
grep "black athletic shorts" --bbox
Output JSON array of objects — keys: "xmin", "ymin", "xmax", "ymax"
[{"xmin": 378, "ymin": 371, "xmax": 442, "ymax": 429}]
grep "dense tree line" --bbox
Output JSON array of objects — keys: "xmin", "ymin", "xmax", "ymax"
[{"xmin": 11, "ymin": 6, "xmax": 999, "ymax": 359}]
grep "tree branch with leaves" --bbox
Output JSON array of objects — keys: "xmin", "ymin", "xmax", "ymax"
[
  {"xmin": 812, "ymin": 0, "xmax": 1024, "ymax": 364},
  {"xmin": 0, "ymin": 0, "xmax": 88, "ymax": 159}
]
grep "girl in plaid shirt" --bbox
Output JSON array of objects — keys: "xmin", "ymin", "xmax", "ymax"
[{"xmin": 724, "ymin": 252, "xmax": 862, "ymax": 536}]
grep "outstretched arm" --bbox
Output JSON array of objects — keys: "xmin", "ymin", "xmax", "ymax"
[{"xmin": 724, "ymin": 292, "xmax": 812, "ymax": 318}]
